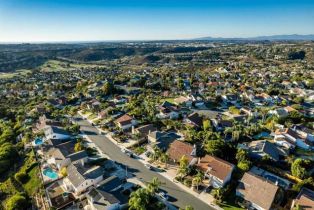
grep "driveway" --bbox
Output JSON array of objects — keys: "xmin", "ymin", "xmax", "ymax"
[{"xmin": 74, "ymin": 116, "xmax": 215, "ymax": 210}]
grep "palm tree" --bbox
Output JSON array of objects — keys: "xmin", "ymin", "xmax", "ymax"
[
  {"xmin": 192, "ymin": 171, "xmax": 203, "ymax": 191},
  {"xmin": 160, "ymin": 153, "xmax": 169, "ymax": 168},
  {"xmin": 231, "ymin": 130, "xmax": 240, "ymax": 142},
  {"xmin": 177, "ymin": 155, "xmax": 189, "ymax": 178},
  {"xmin": 129, "ymin": 188, "xmax": 149, "ymax": 210},
  {"xmin": 212, "ymin": 188, "xmax": 225, "ymax": 204},
  {"xmin": 147, "ymin": 177, "xmax": 161, "ymax": 194},
  {"xmin": 152, "ymin": 146, "xmax": 162, "ymax": 162}
]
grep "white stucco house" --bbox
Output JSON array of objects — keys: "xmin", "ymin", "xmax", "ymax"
[
  {"xmin": 44, "ymin": 126, "xmax": 71, "ymax": 140},
  {"xmin": 196, "ymin": 155, "xmax": 235, "ymax": 188},
  {"xmin": 63, "ymin": 163, "xmax": 104, "ymax": 195}
]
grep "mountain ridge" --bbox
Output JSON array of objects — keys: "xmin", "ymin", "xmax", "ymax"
[{"xmin": 195, "ymin": 34, "xmax": 314, "ymax": 41}]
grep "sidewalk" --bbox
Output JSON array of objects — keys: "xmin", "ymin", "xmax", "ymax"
[
  {"xmin": 78, "ymin": 110, "xmax": 139, "ymax": 148},
  {"xmin": 138, "ymin": 155, "xmax": 222, "ymax": 210},
  {"xmin": 77, "ymin": 111, "xmax": 222, "ymax": 210}
]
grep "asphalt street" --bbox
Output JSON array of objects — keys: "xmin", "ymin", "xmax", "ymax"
[{"xmin": 75, "ymin": 116, "xmax": 214, "ymax": 210}]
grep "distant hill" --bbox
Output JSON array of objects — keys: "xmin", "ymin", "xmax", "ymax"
[{"xmin": 195, "ymin": 34, "xmax": 314, "ymax": 41}]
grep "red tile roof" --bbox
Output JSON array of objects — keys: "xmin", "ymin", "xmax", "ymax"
[
  {"xmin": 167, "ymin": 140, "xmax": 194, "ymax": 162},
  {"xmin": 196, "ymin": 155, "xmax": 234, "ymax": 181}
]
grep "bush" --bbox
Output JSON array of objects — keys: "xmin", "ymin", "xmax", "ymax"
[
  {"xmin": 183, "ymin": 179, "xmax": 192, "ymax": 187},
  {"xmin": 291, "ymin": 159, "xmax": 312, "ymax": 179},
  {"xmin": 5, "ymin": 194, "xmax": 28, "ymax": 210},
  {"xmin": 14, "ymin": 172, "xmax": 29, "ymax": 184},
  {"xmin": 237, "ymin": 160, "xmax": 251, "ymax": 172}
]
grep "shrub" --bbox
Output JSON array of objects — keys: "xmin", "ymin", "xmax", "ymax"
[
  {"xmin": 183, "ymin": 179, "xmax": 192, "ymax": 187},
  {"xmin": 5, "ymin": 194, "xmax": 28, "ymax": 210},
  {"xmin": 237, "ymin": 160, "xmax": 251, "ymax": 172},
  {"xmin": 14, "ymin": 172, "xmax": 29, "ymax": 184}
]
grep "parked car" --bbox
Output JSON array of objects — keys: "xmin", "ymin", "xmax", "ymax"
[
  {"xmin": 157, "ymin": 191, "xmax": 169, "ymax": 200},
  {"xmin": 144, "ymin": 164, "xmax": 152, "ymax": 170}
]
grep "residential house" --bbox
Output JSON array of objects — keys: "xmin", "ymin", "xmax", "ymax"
[
  {"xmin": 188, "ymin": 93, "xmax": 205, "ymax": 107},
  {"xmin": 167, "ymin": 140, "xmax": 197, "ymax": 165},
  {"xmin": 211, "ymin": 118, "xmax": 233, "ymax": 132},
  {"xmin": 45, "ymin": 140, "xmax": 88, "ymax": 170},
  {"xmin": 86, "ymin": 188, "xmax": 120, "ymax": 210},
  {"xmin": 269, "ymin": 108, "xmax": 289, "ymax": 118},
  {"xmin": 249, "ymin": 93, "xmax": 273, "ymax": 105},
  {"xmin": 147, "ymin": 131, "xmax": 179, "ymax": 151},
  {"xmin": 184, "ymin": 112, "xmax": 203, "ymax": 129},
  {"xmin": 35, "ymin": 114, "xmax": 62, "ymax": 131},
  {"xmin": 292, "ymin": 125, "xmax": 314, "ymax": 142},
  {"xmin": 114, "ymin": 114, "xmax": 137, "ymax": 131},
  {"xmin": 222, "ymin": 94, "xmax": 238, "ymax": 105},
  {"xmin": 240, "ymin": 107, "xmax": 258, "ymax": 117},
  {"xmin": 157, "ymin": 101, "xmax": 180, "ymax": 119},
  {"xmin": 46, "ymin": 182, "xmax": 76, "ymax": 210},
  {"xmin": 87, "ymin": 99, "xmax": 101, "ymax": 111},
  {"xmin": 291, "ymin": 188, "xmax": 314, "ymax": 210},
  {"xmin": 98, "ymin": 105, "xmax": 116, "ymax": 119},
  {"xmin": 274, "ymin": 128, "xmax": 313, "ymax": 150},
  {"xmin": 132, "ymin": 124, "xmax": 157, "ymax": 138},
  {"xmin": 196, "ymin": 155, "xmax": 234, "ymax": 188},
  {"xmin": 174, "ymin": 96, "xmax": 192, "ymax": 107},
  {"xmin": 113, "ymin": 96, "xmax": 128, "ymax": 104},
  {"xmin": 44, "ymin": 126, "xmax": 71, "ymax": 140},
  {"xmin": 238, "ymin": 140, "xmax": 285, "ymax": 161},
  {"xmin": 63, "ymin": 162, "xmax": 104, "ymax": 195},
  {"xmin": 236, "ymin": 172, "xmax": 279, "ymax": 210}
]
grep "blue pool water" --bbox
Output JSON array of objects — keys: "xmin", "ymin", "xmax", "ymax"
[
  {"xmin": 34, "ymin": 138, "xmax": 43, "ymax": 145},
  {"xmin": 43, "ymin": 168, "xmax": 58, "ymax": 179},
  {"xmin": 253, "ymin": 132, "xmax": 270, "ymax": 140}
]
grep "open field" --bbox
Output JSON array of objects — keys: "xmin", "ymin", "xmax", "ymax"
[{"xmin": 0, "ymin": 69, "xmax": 32, "ymax": 79}]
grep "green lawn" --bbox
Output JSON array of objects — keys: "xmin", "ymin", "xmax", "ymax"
[
  {"xmin": 220, "ymin": 203, "xmax": 244, "ymax": 210},
  {"xmin": 160, "ymin": 97, "xmax": 175, "ymax": 104},
  {"xmin": 0, "ymin": 69, "xmax": 32, "ymax": 79},
  {"xmin": 23, "ymin": 166, "xmax": 42, "ymax": 196}
]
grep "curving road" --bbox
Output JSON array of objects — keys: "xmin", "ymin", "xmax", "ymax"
[{"xmin": 74, "ymin": 116, "xmax": 214, "ymax": 210}]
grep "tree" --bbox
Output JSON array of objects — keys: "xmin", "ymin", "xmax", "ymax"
[
  {"xmin": 291, "ymin": 158, "xmax": 312, "ymax": 179},
  {"xmin": 152, "ymin": 146, "xmax": 162, "ymax": 162},
  {"xmin": 160, "ymin": 152, "xmax": 169, "ymax": 168},
  {"xmin": 203, "ymin": 119, "xmax": 211, "ymax": 131},
  {"xmin": 147, "ymin": 177, "xmax": 161, "ymax": 194},
  {"xmin": 192, "ymin": 171, "xmax": 203, "ymax": 191},
  {"xmin": 5, "ymin": 194, "xmax": 28, "ymax": 210},
  {"xmin": 14, "ymin": 172, "xmax": 29, "ymax": 184},
  {"xmin": 236, "ymin": 149, "xmax": 249, "ymax": 162},
  {"xmin": 237, "ymin": 160, "xmax": 251, "ymax": 172},
  {"xmin": 74, "ymin": 142, "xmax": 83, "ymax": 152},
  {"xmin": 102, "ymin": 81, "xmax": 114, "ymax": 95},
  {"xmin": 205, "ymin": 140, "xmax": 224, "ymax": 157},
  {"xmin": 177, "ymin": 155, "xmax": 189, "ymax": 177},
  {"xmin": 177, "ymin": 78, "xmax": 184, "ymax": 90},
  {"xmin": 212, "ymin": 188, "xmax": 226, "ymax": 204},
  {"xmin": 129, "ymin": 188, "xmax": 150, "ymax": 210},
  {"xmin": 60, "ymin": 167, "xmax": 67, "ymax": 177},
  {"xmin": 229, "ymin": 106, "xmax": 240, "ymax": 115}
]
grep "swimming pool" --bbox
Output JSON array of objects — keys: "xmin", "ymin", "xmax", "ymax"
[
  {"xmin": 43, "ymin": 168, "xmax": 58, "ymax": 179},
  {"xmin": 253, "ymin": 131, "xmax": 271, "ymax": 140},
  {"xmin": 34, "ymin": 137, "xmax": 43, "ymax": 145}
]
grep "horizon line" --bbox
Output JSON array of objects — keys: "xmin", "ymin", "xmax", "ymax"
[{"xmin": 1, "ymin": 33, "xmax": 314, "ymax": 44}]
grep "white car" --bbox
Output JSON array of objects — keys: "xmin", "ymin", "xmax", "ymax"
[
  {"xmin": 144, "ymin": 164, "xmax": 152, "ymax": 170},
  {"xmin": 158, "ymin": 191, "xmax": 169, "ymax": 200}
]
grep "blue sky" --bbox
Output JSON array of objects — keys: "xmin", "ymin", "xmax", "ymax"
[{"xmin": 0, "ymin": 0, "xmax": 314, "ymax": 42}]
